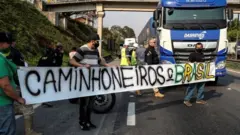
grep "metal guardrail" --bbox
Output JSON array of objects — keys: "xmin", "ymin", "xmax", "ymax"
[{"xmin": 227, "ymin": 59, "xmax": 240, "ymax": 63}]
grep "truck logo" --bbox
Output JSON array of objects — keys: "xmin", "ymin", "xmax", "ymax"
[
  {"xmin": 187, "ymin": 44, "xmax": 195, "ymax": 47},
  {"xmin": 184, "ymin": 31, "xmax": 206, "ymax": 40}
]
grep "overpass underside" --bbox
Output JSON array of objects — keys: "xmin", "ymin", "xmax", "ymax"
[{"xmin": 43, "ymin": 2, "xmax": 157, "ymax": 12}]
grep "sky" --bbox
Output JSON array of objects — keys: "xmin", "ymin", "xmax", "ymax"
[{"xmin": 102, "ymin": 11, "xmax": 153, "ymax": 38}]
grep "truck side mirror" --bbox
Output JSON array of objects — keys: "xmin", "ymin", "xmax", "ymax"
[
  {"xmin": 227, "ymin": 9, "xmax": 234, "ymax": 20},
  {"xmin": 152, "ymin": 21, "xmax": 159, "ymax": 28},
  {"xmin": 153, "ymin": 9, "xmax": 161, "ymax": 21}
]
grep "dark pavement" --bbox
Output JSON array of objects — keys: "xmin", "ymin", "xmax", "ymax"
[{"xmin": 16, "ymin": 60, "xmax": 240, "ymax": 135}]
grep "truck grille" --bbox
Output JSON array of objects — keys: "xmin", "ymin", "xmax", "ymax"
[{"xmin": 172, "ymin": 41, "xmax": 218, "ymax": 63}]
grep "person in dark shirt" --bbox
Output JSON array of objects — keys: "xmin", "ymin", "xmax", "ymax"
[
  {"xmin": 55, "ymin": 43, "xmax": 64, "ymax": 66},
  {"xmin": 145, "ymin": 37, "xmax": 164, "ymax": 98},
  {"xmin": 184, "ymin": 42, "xmax": 207, "ymax": 107},
  {"xmin": 37, "ymin": 44, "xmax": 57, "ymax": 67}
]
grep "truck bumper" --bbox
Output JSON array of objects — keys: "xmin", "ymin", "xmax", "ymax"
[{"xmin": 216, "ymin": 68, "xmax": 226, "ymax": 77}]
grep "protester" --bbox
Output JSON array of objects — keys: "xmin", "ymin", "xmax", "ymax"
[
  {"xmin": 136, "ymin": 44, "xmax": 146, "ymax": 65},
  {"xmin": 3, "ymin": 34, "xmax": 43, "ymax": 135},
  {"xmin": 69, "ymin": 47, "xmax": 77, "ymax": 59},
  {"xmin": 145, "ymin": 37, "xmax": 164, "ymax": 98},
  {"xmin": 184, "ymin": 42, "xmax": 207, "ymax": 107},
  {"xmin": 131, "ymin": 43, "xmax": 142, "ymax": 96},
  {"xmin": 69, "ymin": 34, "xmax": 110, "ymax": 131},
  {"xmin": 37, "ymin": 44, "xmax": 57, "ymax": 67},
  {"xmin": 55, "ymin": 43, "xmax": 64, "ymax": 66},
  {"xmin": 37, "ymin": 44, "xmax": 57, "ymax": 108},
  {"xmin": 120, "ymin": 43, "xmax": 130, "ymax": 66},
  {"xmin": 0, "ymin": 32, "xmax": 26, "ymax": 135}
]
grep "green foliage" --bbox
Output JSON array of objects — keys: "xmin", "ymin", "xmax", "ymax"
[
  {"xmin": 0, "ymin": 0, "xmax": 80, "ymax": 63},
  {"xmin": 0, "ymin": 0, "xmax": 100, "ymax": 65},
  {"xmin": 226, "ymin": 61, "xmax": 240, "ymax": 71},
  {"xmin": 228, "ymin": 19, "xmax": 240, "ymax": 42}
]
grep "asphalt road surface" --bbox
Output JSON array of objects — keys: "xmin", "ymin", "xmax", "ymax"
[{"xmin": 16, "ymin": 60, "xmax": 240, "ymax": 135}]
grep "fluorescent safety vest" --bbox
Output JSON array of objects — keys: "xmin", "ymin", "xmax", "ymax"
[
  {"xmin": 120, "ymin": 48, "xmax": 129, "ymax": 66},
  {"xmin": 131, "ymin": 50, "xmax": 137, "ymax": 66}
]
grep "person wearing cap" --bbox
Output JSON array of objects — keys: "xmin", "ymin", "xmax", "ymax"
[
  {"xmin": 3, "ymin": 34, "xmax": 42, "ymax": 135},
  {"xmin": 70, "ymin": 33, "xmax": 111, "ymax": 131},
  {"xmin": 0, "ymin": 32, "xmax": 26, "ymax": 135},
  {"xmin": 184, "ymin": 42, "xmax": 207, "ymax": 107},
  {"xmin": 120, "ymin": 43, "xmax": 130, "ymax": 66}
]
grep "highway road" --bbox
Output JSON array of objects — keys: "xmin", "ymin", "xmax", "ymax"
[{"xmin": 16, "ymin": 60, "xmax": 240, "ymax": 135}]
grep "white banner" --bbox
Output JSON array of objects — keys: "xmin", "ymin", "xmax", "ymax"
[{"xmin": 17, "ymin": 62, "xmax": 215, "ymax": 104}]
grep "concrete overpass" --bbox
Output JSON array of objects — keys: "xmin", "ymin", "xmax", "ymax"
[{"xmin": 42, "ymin": 0, "xmax": 240, "ymax": 56}]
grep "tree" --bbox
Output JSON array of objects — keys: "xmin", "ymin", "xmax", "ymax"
[
  {"xmin": 228, "ymin": 18, "xmax": 240, "ymax": 42},
  {"xmin": 122, "ymin": 26, "xmax": 136, "ymax": 38}
]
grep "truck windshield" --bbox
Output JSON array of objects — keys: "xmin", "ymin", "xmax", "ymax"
[{"xmin": 163, "ymin": 7, "xmax": 226, "ymax": 30}]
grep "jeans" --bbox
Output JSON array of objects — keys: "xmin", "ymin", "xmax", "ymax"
[
  {"xmin": 79, "ymin": 96, "xmax": 94, "ymax": 123},
  {"xmin": 0, "ymin": 104, "xmax": 16, "ymax": 135},
  {"xmin": 184, "ymin": 82, "xmax": 205, "ymax": 101}
]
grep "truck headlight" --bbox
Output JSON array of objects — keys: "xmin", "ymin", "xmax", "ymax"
[{"xmin": 216, "ymin": 61, "xmax": 226, "ymax": 70}]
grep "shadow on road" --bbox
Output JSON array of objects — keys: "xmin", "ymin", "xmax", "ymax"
[
  {"xmin": 135, "ymin": 89, "xmax": 223, "ymax": 115},
  {"xmin": 218, "ymin": 73, "xmax": 240, "ymax": 87}
]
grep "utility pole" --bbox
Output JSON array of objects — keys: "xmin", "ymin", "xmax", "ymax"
[{"xmin": 236, "ymin": 13, "xmax": 240, "ymax": 60}]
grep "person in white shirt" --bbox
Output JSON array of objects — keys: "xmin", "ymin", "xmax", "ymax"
[{"xmin": 69, "ymin": 47, "xmax": 77, "ymax": 59}]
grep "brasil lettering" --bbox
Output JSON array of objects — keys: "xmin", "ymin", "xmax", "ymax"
[{"xmin": 17, "ymin": 62, "xmax": 215, "ymax": 104}]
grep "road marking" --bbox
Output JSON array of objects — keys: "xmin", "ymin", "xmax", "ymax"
[
  {"xmin": 127, "ymin": 102, "xmax": 135, "ymax": 126},
  {"xmin": 227, "ymin": 69, "xmax": 240, "ymax": 74},
  {"xmin": 130, "ymin": 95, "xmax": 134, "ymax": 98},
  {"xmin": 15, "ymin": 104, "xmax": 41, "ymax": 120},
  {"xmin": 227, "ymin": 87, "xmax": 232, "ymax": 91},
  {"xmin": 95, "ymin": 114, "xmax": 106, "ymax": 135}
]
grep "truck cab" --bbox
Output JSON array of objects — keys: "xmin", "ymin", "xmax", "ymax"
[{"xmin": 152, "ymin": 0, "xmax": 234, "ymax": 84}]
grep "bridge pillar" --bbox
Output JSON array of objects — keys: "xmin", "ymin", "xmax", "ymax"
[{"xmin": 96, "ymin": 3, "xmax": 105, "ymax": 57}]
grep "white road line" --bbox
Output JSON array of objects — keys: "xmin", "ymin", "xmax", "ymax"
[
  {"xmin": 15, "ymin": 104, "xmax": 41, "ymax": 120},
  {"xmin": 130, "ymin": 95, "xmax": 134, "ymax": 98},
  {"xmin": 127, "ymin": 102, "xmax": 135, "ymax": 126},
  {"xmin": 227, "ymin": 69, "xmax": 240, "ymax": 74},
  {"xmin": 95, "ymin": 114, "xmax": 106, "ymax": 135}
]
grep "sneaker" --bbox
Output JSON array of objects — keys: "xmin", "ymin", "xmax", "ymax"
[
  {"xmin": 196, "ymin": 100, "xmax": 207, "ymax": 105},
  {"xmin": 183, "ymin": 101, "xmax": 192, "ymax": 107},
  {"xmin": 79, "ymin": 122, "xmax": 90, "ymax": 131},
  {"xmin": 154, "ymin": 92, "xmax": 164, "ymax": 98},
  {"xmin": 86, "ymin": 122, "xmax": 97, "ymax": 129}
]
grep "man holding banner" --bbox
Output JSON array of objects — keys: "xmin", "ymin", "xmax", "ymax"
[
  {"xmin": 69, "ymin": 34, "xmax": 110, "ymax": 131},
  {"xmin": 145, "ymin": 37, "xmax": 164, "ymax": 98},
  {"xmin": 0, "ymin": 32, "xmax": 26, "ymax": 135},
  {"xmin": 184, "ymin": 42, "xmax": 207, "ymax": 107}
]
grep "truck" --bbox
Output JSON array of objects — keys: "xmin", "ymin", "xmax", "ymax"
[{"xmin": 138, "ymin": 0, "xmax": 234, "ymax": 84}]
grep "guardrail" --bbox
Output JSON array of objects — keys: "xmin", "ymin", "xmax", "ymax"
[{"xmin": 227, "ymin": 59, "xmax": 240, "ymax": 63}]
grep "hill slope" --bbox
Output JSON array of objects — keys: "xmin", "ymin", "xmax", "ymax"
[{"xmin": 0, "ymin": 0, "xmax": 105, "ymax": 65}]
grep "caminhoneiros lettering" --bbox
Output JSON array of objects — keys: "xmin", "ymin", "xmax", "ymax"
[{"xmin": 18, "ymin": 62, "xmax": 215, "ymax": 104}]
